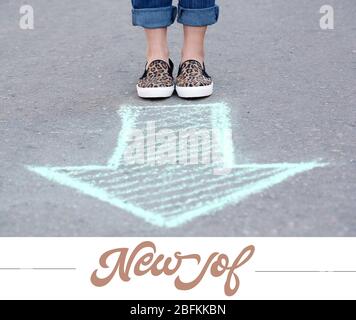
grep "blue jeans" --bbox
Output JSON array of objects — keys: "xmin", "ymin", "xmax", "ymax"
[{"xmin": 132, "ymin": 0, "xmax": 219, "ymax": 29}]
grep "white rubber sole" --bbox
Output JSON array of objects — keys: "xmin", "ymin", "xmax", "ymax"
[
  {"xmin": 137, "ymin": 85, "xmax": 174, "ymax": 98},
  {"xmin": 176, "ymin": 83, "xmax": 213, "ymax": 98}
]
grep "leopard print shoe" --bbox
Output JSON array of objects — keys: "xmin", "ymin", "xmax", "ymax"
[
  {"xmin": 137, "ymin": 59, "xmax": 175, "ymax": 98},
  {"xmin": 176, "ymin": 60, "xmax": 213, "ymax": 98}
]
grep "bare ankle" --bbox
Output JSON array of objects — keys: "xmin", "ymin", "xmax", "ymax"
[
  {"xmin": 145, "ymin": 28, "xmax": 169, "ymax": 65},
  {"xmin": 181, "ymin": 25, "xmax": 207, "ymax": 65},
  {"xmin": 181, "ymin": 52, "xmax": 205, "ymax": 65},
  {"xmin": 146, "ymin": 50, "xmax": 169, "ymax": 65}
]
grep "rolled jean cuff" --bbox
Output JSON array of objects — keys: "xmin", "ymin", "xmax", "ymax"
[
  {"xmin": 132, "ymin": 6, "xmax": 177, "ymax": 29},
  {"xmin": 177, "ymin": 5, "xmax": 219, "ymax": 26}
]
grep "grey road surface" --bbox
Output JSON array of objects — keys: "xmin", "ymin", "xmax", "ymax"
[{"xmin": 0, "ymin": 0, "xmax": 355, "ymax": 236}]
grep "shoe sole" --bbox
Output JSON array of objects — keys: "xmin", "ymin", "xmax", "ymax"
[
  {"xmin": 137, "ymin": 85, "xmax": 175, "ymax": 98},
  {"xmin": 176, "ymin": 83, "xmax": 213, "ymax": 98}
]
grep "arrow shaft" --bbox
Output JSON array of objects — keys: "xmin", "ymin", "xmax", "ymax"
[{"xmin": 108, "ymin": 103, "xmax": 235, "ymax": 169}]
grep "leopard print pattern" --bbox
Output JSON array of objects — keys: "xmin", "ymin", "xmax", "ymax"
[
  {"xmin": 137, "ymin": 60, "xmax": 174, "ymax": 88},
  {"xmin": 176, "ymin": 60, "xmax": 212, "ymax": 87}
]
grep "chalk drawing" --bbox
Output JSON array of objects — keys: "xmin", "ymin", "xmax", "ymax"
[{"xmin": 27, "ymin": 103, "xmax": 327, "ymax": 228}]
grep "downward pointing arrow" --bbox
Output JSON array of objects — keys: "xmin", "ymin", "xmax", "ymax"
[{"xmin": 27, "ymin": 103, "xmax": 326, "ymax": 228}]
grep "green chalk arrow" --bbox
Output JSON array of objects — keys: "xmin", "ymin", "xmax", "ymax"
[{"xmin": 27, "ymin": 103, "xmax": 326, "ymax": 228}]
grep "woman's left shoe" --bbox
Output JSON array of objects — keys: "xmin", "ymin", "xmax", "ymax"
[{"xmin": 175, "ymin": 60, "xmax": 213, "ymax": 98}]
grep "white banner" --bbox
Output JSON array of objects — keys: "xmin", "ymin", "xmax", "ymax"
[{"xmin": 0, "ymin": 238, "xmax": 355, "ymax": 300}]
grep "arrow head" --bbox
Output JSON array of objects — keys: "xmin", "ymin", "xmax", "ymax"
[{"xmin": 28, "ymin": 162, "xmax": 325, "ymax": 228}]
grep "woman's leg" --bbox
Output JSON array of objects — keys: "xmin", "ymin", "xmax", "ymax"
[
  {"xmin": 177, "ymin": 0, "xmax": 219, "ymax": 63},
  {"xmin": 145, "ymin": 28, "xmax": 169, "ymax": 64},
  {"xmin": 181, "ymin": 25, "xmax": 206, "ymax": 65},
  {"xmin": 131, "ymin": 0, "xmax": 177, "ymax": 64},
  {"xmin": 131, "ymin": 1, "xmax": 177, "ymax": 98},
  {"xmin": 176, "ymin": 0, "xmax": 219, "ymax": 98}
]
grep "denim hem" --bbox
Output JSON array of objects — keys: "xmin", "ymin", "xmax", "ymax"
[
  {"xmin": 132, "ymin": 6, "xmax": 177, "ymax": 28},
  {"xmin": 177, "ymin": 5, "xmax": 219, "ymax": 26}
]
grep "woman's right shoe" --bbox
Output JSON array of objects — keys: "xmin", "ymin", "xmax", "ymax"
[
  {"xmin": 176, "ymin": 60, "xmax": 213, "ymax": 98},
  {"xmin": 136, "ymin": 59, "xmax": 175, "ymax": 98}
]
